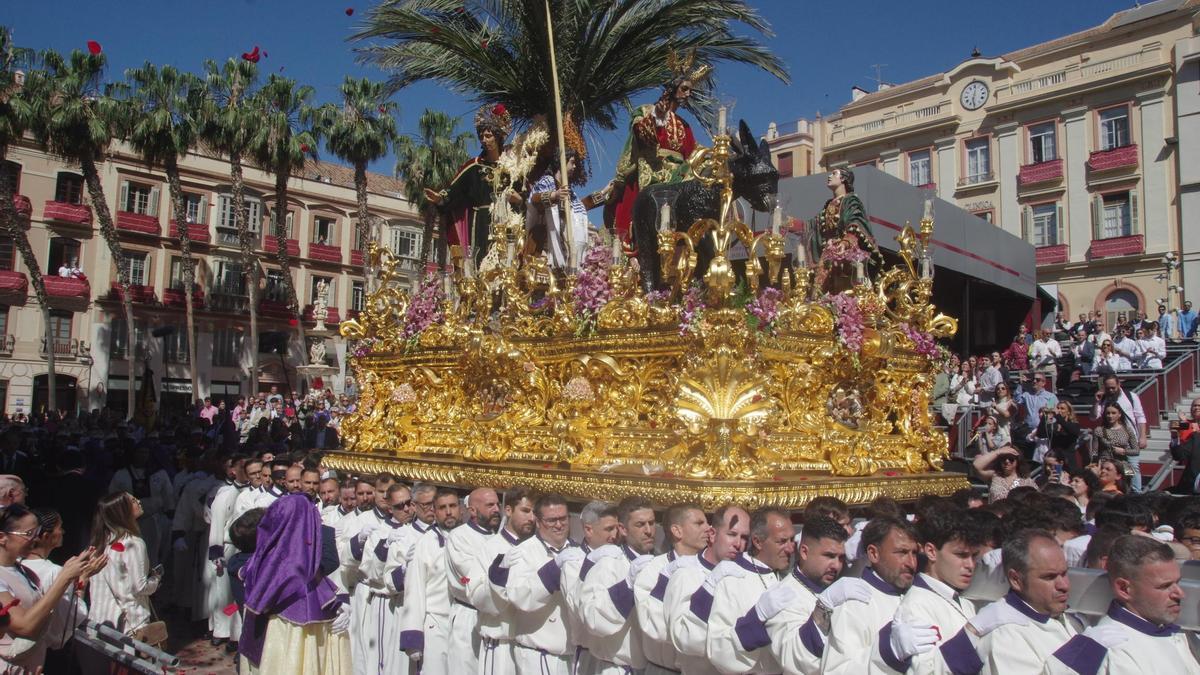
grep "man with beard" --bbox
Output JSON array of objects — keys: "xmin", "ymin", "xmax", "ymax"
[
  {"xmin": 872, "ymin": 508, "xmax": 986, "ymax": 674},
  {"xmin": 205, "ymin": 454, "xmax": 251, "ymax": 649},
  {"xmin": 494, "ymin": 493, "xmax": 576, "ymax": 674},
  {"xmin": 637, "ymin": 503, "xmax": 711, "ymax": 674},
  {"xmin": 318, "ymin": 477, "xmax": 339, "ymax": 509},
  {"xmin": 577, "ymin": 496, "xmax": 658, "ymax": 674},
  {"xmin": 564, "ymin": 501, "xmax": 619, "ymax": 675},
  {"xmin": 478, "ymin": 487, "xmax": 536, "ymax": 675},
  {"xmin": 299, "ymin": 467, "xmax": 321, "ymax": 502},
  {"xmin": 1046, "ymin": 535, "xmax": 1199, "ymax": 674},
  {"xmin": 410, "ymin": 483, "xmax": 437, "ymax": 535},
  {"xmin": 820, "ymin": 516, "xmax": 920, "ymax": 675},
  {"xmin": 667, "ymin": 505, "xmax": 749, "ymax": 675},
  {"xmin": 358, "ymin": 483, "xmax": 415, "ymax": 675},
  {"xmin": 705, "ymin": 508, "xmax": 796, "ymax": 674},
  {"xmin": 447, "ymin": 487, "xmax": 503, "ymax": 675},
  {"xmin": 942, "ymin": 528, "xmax": 1077, "ymax": 674},
  {"xmin": 322, "ymin": 479, "xmax": 357, "ymax": 527},
  {"xmin": 397, "ymin": 488, "xmax": 463, "ymax": 674}
]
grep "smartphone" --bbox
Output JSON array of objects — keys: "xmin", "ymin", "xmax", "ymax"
[{"xmin": 151, "ymin": 564, "xmax": 164, "ymax": 577}]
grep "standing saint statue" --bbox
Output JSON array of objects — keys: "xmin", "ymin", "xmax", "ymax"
[
  {"xmin": 811, "ymin": 168, "xmax": 883, "ymax": 295},
  {"xmin": 607, "ymin": 51, "xmax": 711, "ymax": 251}
]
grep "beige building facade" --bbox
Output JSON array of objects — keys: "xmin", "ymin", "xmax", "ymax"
[
  {"xmin": 0, "ymin": 141, "xmax": 423, "ymax": 416},
  {"xmin": 768, "ymin": 0, "xmax": 1199, "ymax": 330}
]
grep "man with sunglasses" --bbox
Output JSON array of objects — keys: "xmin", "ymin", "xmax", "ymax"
[
  {"xmin": 410, "ymin": 483, "xmax": 437, "ymax": 536},
  {"xmin": 359, "ymin": 483, "xmax": 416, "ymax": 674}
]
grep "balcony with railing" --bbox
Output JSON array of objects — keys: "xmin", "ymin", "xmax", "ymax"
[
  {"xmin": 12, "ymin": 195, "xmax": 31, "ymax": 221},
  {"xmin": 1035, "ymin": 244, "xmax": 1069, "ymax": 265},
  {"xmin": 1018, "ymin": 158, "xmax": 1064, "ymax": 187},
  {"xmin": 828, "ymin": 100, "xmax": 953, "ymax": 147},
  {"xmin": 303, "ymin": 305, "xmax": 341, "ymax": 325},
  {"xmin": 109, "ymin": 282, "xmax": 157, "ymax": 303},
  {"xmin": 259, "ymin": 296, "xmax": 293, "ymax": 318},
  {"xmin": 956, "ymin": 172, "xmax": 996, "ymax": 189},
  {"xmin": 208, "ymin": 284, "xmax": 249, "ymax": 313},
  {"xmin": 350, "ymin": 249, "xmax": 364, "ymax": 266},
  {"xmin": 1087, "ymin": 144, "xmax": 1139, "ymax": 173},
  {"xmin": 40, "ymin": 336, "xmax": 85, "ymax": 360},
  {"xmin": 1089, "ymin": 234, "xmax": 1144, "ymax": 259},
  {"xmin": 0, "ymin": 334, "xmax": 13, "ymax": 357},
  {"xmin": 170, "ymin": 220, "xmax": 211, "ymax": 244},
  {"xmin": 42, "ymin": 275, "xmax": 90, "ymax": 304},
  {"xmin": 42, "ymin": 201, "xmax": 92, "ymax": 227},
  {"xmin": 308, "ymin": 242, "xmax": 343, "ymax": 264},
  {"xmin": 263, "ymin": 235, "xmax": 301, "ymax": 257},
  {"xmin": 0, "ymin": 270, "xmax": 28, "ymax": 300},
  {"xmin": 163, "ymin": 286, "xmax": 206, "ymax": 309},
  {"xmin": 998, "ymin": 48, "xmax": 1161, "ymax": 104},
  {"xmin": 115, "ymin": 210, "xmax": 161, "ymax": 236}
]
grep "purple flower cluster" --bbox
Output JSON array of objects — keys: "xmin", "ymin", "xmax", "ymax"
[
  {"xmin": 900, "ymin": 322, "xmax": 940, "ymax": 360},
  {"xmin": 747, "ymin": 287, "xmax": 782, "ymax": 333},
  {"xmin": 573, "ymin": 235, "xmax": 613, "ymax": 327},
  {"xmin": 679, "ymin": 283, "xmax": 706, "ymax": 336},
  {"xmin": 825, "ymin": 293, "xmax": 865, "ymax": 351},
  {"xmin": 644, "ymin": 289, "xmax": 671, "ymax": 305},
  {"xmin": 401, "ymin": 273, "xmax": 446, "ymax": 343},
  {"xmin": 351, "ymin": 337, "xmax": 378, "ymax": 359}
]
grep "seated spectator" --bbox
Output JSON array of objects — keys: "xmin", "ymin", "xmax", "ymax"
[
  {"xmin": 970, "ymin": 415, "xmax": 1009, "ymax": 455},
  {"xmin": 1067, "ymin": 469, "xmax": 1102, "ymax": 518},
  {"xmin": 1169, "ymin": 398, "xmax": 1200, "ymax": 495}
]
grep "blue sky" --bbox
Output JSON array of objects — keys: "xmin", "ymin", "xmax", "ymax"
[{"xmin": 7, "ymin": 0, "xmax": 1136, "ymax": 196}]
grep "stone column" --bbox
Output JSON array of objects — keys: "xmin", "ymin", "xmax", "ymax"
[
  {"xmin": 995, "ymin": 122, "xmax": 1020, "ymax": 238},
  {"xmin": 1175, "ymin": 36, "xmax": 1200, "ymax": 305},
  {"xmin": 1136, "ymin": 88, "xmax": 1169, "ymax": 254},
  {"xmin": 1062, "ymin": 106, "xmax": 1090, "ymax": 263}
]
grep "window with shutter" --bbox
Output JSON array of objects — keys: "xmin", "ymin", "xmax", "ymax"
[
  {"xmin": 1031, "ymin": 203, "xmax": 1058, "ymax": 247},
  {"xmin": 1092, "ymin": 195, "xmax": 1103, "ymax": 240},
  {"xmin": 908, "ymin": 150, "xmax": 931, "ymax": 186},
  {"xmin": 1056, "ymin": 205, "xmax": 1064, "ymax": 246},
  {"xmin": 148, "ymin": 186, "xmax": 160, "ymax": 217},
  {"xmin": 777, "ymin": 152, "xmax": 793, "ymax": 178},
  {"xmin": 1129, "ymin": 191, "xmax": 1139, "ymax": 235},
  {"xmin": 55, "ymin": 174, "xmax": 83, "ymax": 204},
  {"xmin": 1021, "ymin": 206, "xmax": 1030, "ymax": 243}
]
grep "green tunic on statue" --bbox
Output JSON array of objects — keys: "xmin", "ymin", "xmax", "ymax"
[{"xmin": 811, "ymin": 193, "xmax": 882, "ymax": 295}]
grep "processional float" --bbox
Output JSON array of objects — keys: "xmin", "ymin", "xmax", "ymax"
[{"xmin": 328, "ymin": 128, "xmax": 968, "ymax": 509}]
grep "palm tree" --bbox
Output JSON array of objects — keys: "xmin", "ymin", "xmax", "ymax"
[
  {"xmin": 0, "ymin": 27, "xmax": 57, "ymax": 412},
  {"xmin": 354, "ymin": 0, "xmax": 787, "ymax": 142},
  {"xmin": 394, "ymin": 109, "xmax": 472, "ymax": 266},
  {"xmin": 121, "ymin": 62, "xmax": 204, "ymax": 401},
  {"xmin": 323, "ymin": 76, "xmax": 398, "ymax": 281},
  {"xmin": 28, "ymin": 49, "xmax": 137, "ymax": 417},
  {"xmin": 247, "ymin": 74, "xmax": 321, "ymax": 365},
  {"xmin": 200, "ymin": 58, "xmax": 262, "ymax": 394}
]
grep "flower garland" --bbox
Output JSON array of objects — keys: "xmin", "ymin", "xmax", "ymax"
[
  {"xmin": 899, "ymin": 322, "xmax": 940, "ymax": 360},
  {"xmin": 400, "ymin": 273, "xmax": 446, "ymax": 350},
  {"xmin": 572, "ymin": 234, "xmax": 612, "ymax": 336},
  {"xmin": 822, "ymin": 292, "xmax": 866, "ymax": 352},
  {"xmin": 746, "ymin": 287, "xmax": 782, "ymax": 334},
  {"xmin": 351, "ymin": 337, "xmax": 378, "ymax": 359},
  {"xmin": 679, "ymin": 283, "xmax": 706, "ymax": 336}
]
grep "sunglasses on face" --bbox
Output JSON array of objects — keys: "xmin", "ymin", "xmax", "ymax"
[
  {"xmin": 4, "ymin": 525, "xmax": 43, "ymax": 539},
  {"xmin": 390, "ymin": 500, "xmax": 413, "ymax": 511},
  {"xmin": 999, "ymin": 457, "xmax": 1017, "ymax": 464}
]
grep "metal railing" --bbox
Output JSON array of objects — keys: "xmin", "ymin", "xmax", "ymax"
[
  {"xmin": 1000, "ymin": 48, "xmax": 1157, "ymax": 101},
  {"xmin": 829, "ymin": 100, "xmax": 951, "ymax": 145},
  {"xmin": 40, "ymin": 336, "xmax": 82, "ymax": 358}
]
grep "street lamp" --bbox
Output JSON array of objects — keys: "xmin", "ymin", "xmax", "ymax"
[{"xmin": 1160, "ymin": 252, "xmax": 1181, "ymax": 310}]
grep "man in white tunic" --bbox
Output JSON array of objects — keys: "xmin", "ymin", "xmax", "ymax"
[
  {"xmin": 561, "ymin": 501, "xmax": 620, "ymax": 674},
  {"xmin": 478, "ymin": 487, "xmax": 537, "ymax": 675},
  {"xmin": 820, "ymin": 516, "xmax": 920, "ymax": 675},
  {"xmin": 446, "ymin": 486, "xmax": 503, "ymax": 675},
  {"xmin": 1045, "ymin": 535, "xmax": 1200, "ymax": 674},
  {"xmin": 493, "ymin": 492, "xmax": 576, "ymax": 674},
  {"xmin": 705, "ymin": 508, "xmax": 794, "ymax": 674},
  {"xmin": 231, "ymin": 458, "xmax": 266, "ymax": 519},
  {"xmin": 577, "ymin": 495, "xmax": 658, "ymax": 674},
  {"xmin": 205, "ymin": 454, "xmax": 250, "ymax": 646},
  {"xmin": 358, "ymin": 482, "xmax": 414, "ymax": 675},
  {"xmin": 871, "ymin": 507, "xmax": 986, "ymax": 674},
  {"xmin": 334, "ymin": 474, "xmax": 393, "ymax": 675},
  {"xmin": 321, "ymin": 479, "xmax": 358, "ymax": 528},
  {"xmin": 398, "ymin": 487, "xmax": 462, "ymax": 674},
  {"xmin": 666, "ymin": 505, "xmax": 750, "ymax": 675},
  {"xmin": 409, "ymin": 483, "xmax": 438, "ymax": 535},
  {"xmin": 939, "ymin": 528, "xmax": 1078, "ymax": 674},
  {"xmin": 638, "ymin": 502, "xmax": 711, "ymax": 675}
]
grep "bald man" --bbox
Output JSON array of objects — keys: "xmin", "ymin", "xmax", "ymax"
[{"xmin": 446, "ymin": 487, "xmax": 503, "ymax": 674}]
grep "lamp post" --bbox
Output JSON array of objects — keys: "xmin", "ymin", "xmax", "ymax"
[{"xmin": 1161, "ymin": 252, "xmax": 1181, "ymax": 310}]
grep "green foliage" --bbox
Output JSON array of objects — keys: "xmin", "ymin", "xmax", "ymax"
[
  {"xmin": 394, "ymin": 108, "xmax": 472, "ymax": 209},
  {"xmin": 323, "ymin": 76, "xmax": 399, "ymax": 169},
  {"xmin": 120, "ymin": 62, "xmax": 204, "ymax": 167},
  {"xmin": 26, "ymin": 49, "xmax": 122, "ymax": 164}
]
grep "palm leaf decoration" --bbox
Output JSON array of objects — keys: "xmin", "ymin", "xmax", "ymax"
[{"xmin": 354, "ymin": 0, "xmax": 788, "ymax": 142}]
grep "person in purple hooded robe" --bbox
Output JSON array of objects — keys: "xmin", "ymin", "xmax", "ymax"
[{"xmin": 238, "ymin": 494, "xmax": 351, "ymax": 673}]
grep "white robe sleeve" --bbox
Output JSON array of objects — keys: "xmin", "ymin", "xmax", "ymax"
[
  {"xmin": 397, "ymin": 536, "xmax": 426, "ymax": 652},
  {"xmin": 578, "ymin": 556, "xmax": 634, "ymax": 638},
  {"xmin": 706, "ymin": 577, "xmax": 768, "ymax": 675},
  {"xmin": 820, "ymin": 599, "xmax": 876, "ymax": 675},
  {"xmin": 504, "ymin": 547, "xmax": 560, "ymax": 614}
]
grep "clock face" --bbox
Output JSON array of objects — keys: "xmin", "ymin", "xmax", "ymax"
[{"xmin": 961, "ymin": 81, "xmax": 989, "ymax": 110}]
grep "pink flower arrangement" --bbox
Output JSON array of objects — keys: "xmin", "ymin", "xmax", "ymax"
[
  {"xmin": 401, "ymin": 273, "xmax": 446, "ymax": 347},
  {"xmin": 747, "ymin": 287, "xmax": 782, "ymax": 333},
  {"xmin": 392, "ymin": 383, "xmax": 416, "ymax": 404},
  {"xmin": 562, "ymin": 376, "xmax": 595, "ymax": 402},
  {"xmin": 679, "ymin": 283, "xmax": 706, "ymax": 336},
  {"xmin": 351, "ymin": 337, "xmax": 378, "ymax": 358},
  {"xmin": 820, "ymin": 237, "xmax": 870, "ymax": 265},
  {"xmin": 573, "ymin": 235, "xmax": 613, "ymax": 335},
  {"xmin": 644, "ymin": 289, "xmax": 670, "ymax": 305},
  {"xmin": 823, "ymin": 293, "xmax": 866, "ymax": 351},
  {"xmin": 899, "ymin": 322, "xmax": 940, "ymax": 360}
]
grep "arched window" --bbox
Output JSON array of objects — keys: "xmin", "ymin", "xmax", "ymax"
[{"xmin": 1104, "ymin": 289, "xmax": 1139, "ymax": 329}]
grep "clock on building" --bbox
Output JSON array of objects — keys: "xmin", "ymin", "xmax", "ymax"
[{"xmin": 960, "ymin": 80, "xmax": 989, "ymax": 110}]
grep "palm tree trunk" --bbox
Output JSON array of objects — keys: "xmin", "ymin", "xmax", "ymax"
[
  {"xmin": 354, "ymin": 160, "xmax": 369, "ymax": 281},
  {"xmin": 230, "ymin": 152, "xmax": 260, "ymax": 397},
  {"xmin": 80, "ymin": 152, "xmax": 136, "ymax": 419},
  {"xmin": 272, "ymin": 170, "xmax": 307, "ymax": 386},
  {"xmin": 0, "ymin": 147, "xmax": 54, "ymax": 412},
  {"xmin": 165, "ymin": 156, "xmax": 199, "ymax": 401}
]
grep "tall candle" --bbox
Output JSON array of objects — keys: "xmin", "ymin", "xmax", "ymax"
[
  {"xmin": 659, "ymin": 202, "xmax": 671, "ymax": 233},
  {"xmin": 795, "ymin": 241, "xmax": 806, "ymax": 267},
  {"xmin": 506, "ymin": 241, "xmax": 515, "ymax": 265},
  {"xmin": 612, "ymin": 233, "xmax": 621, "ymax": 264},
  {"xmin": 717, "ymin": 106, "xmax": 727, "ymax": 135},
  {"xmin": 923, "ymin": 197, "xmax": 934, "ymax": 221},
  {"xmin": 771, "ymin": 205, "xmax": 782, "ymax": 235}
]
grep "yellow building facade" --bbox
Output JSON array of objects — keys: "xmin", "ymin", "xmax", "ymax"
[
  {"xmin": 0, "ymin": 141, "xmax": 423, "ymax": 415},
  {"xmin": 768, "ymin": 0, "xmax": 1198, "ymax": 329}
]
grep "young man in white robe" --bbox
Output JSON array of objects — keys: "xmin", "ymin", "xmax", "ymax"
[
  {"xmin": 357, "ymin": 483, "xmax": 414, "ymax": 675},
  {"xmin": 205, "ymin": 455, "xmax": 250, "ymax": 647},
  {"xmin": 938, "ymin": 528, "xmax": 1078, "ymax": 674},
  {"xmin": 634, "ymin": 503, "xmax": 711, "ymax": 675},
  {"xmin": 1045, "ymin": 535, "xmax": 1200, "ymax": 674},
  {"xmin": 321, "ymin": 480, "xmax": 358, "ymax": 528},
  {"xmin": 333, "ymin": 474, "xmax": 392, "ymax": 675},
  {"xmin": 397, "ymin": 487, "xmax": 463, "ymax": 675},
  {"xmin": 576, "ymin": 495, "xmax": 658, "ymax": 674},
  {"xmin": 871, "ymin": 506, "xmax": 986, "ymax": 674},
  {"xmin": 820, "ymin": 516, "xmax": 922, "ymax": 675},
  {"xmin": 445, "ymin": 487, "xmax": 503, "ymax": 675},
  {"xmin": 477, "ymin": 487, "xmax": 537, "ymax": 675},
  {"xmin": 563, "ymin": 501, "xmax": 620, "ymax": 675},
  {"xmin": 231, "ymin": 458, "xmax": 266, "ymax": 520},
  {"xmin": 491, "ymin": 492, "xmax": 576, "ymax": 675}
]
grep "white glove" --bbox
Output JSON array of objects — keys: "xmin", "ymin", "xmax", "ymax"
[
  {"xmin": 1082, "ymin": 624, "xmax": 1129, "ymax": 649},
  {"xmin": 817, "ymin": 576, "xmax": 872, "ymax": 610},
  {"xmin": 586, "ymin": 544, "xmax": 623, "ymax": 563},
  {"xmin": 968, "ymin": 599, "xmax": 1030, "ymax": 636},
  {"xmin": 754, "ymin": 583, "xmax": 797, "ymax": 621},
  {"xmin": 979, "ymin": 547, "xmax": 1003, "ymax": 571},
  {"xmin": 386, "ymin": 527, "xmax": 407, "ymax": 544},
  {"xmin": 627, "ymin": 554, "xmax": 654, "ymax": 587},
  {"xmin": 405, "ymin": 539, "xmax": 418, "ymax": 562},
  {"xmin": 355, "ymin": 523, "xmax": 379, "ymax": 543},
  {"xmin": 331, "ymin": 603, "xmax": 351, "ymax": 634},
  {"xmin": 173, "ymin": 537, "xmax": 188, "ymax": 552},
  {"xmin": 702, "ymin": 559, "xmax": 746, "ymax": 594},
  {"xmin": 554, "ymin": 547, "xmax": 585, "ymax": 568},
  {"xmin": 502, "ymin": 547, "xmax": 523, "ymax": 569},
  {"xmin": 662, "ymin": 555, "xmax": 700, "ymax": 579},
  {"xmin": 888, "ymin": 618, "xmax": 940, "ymax": 660}
]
